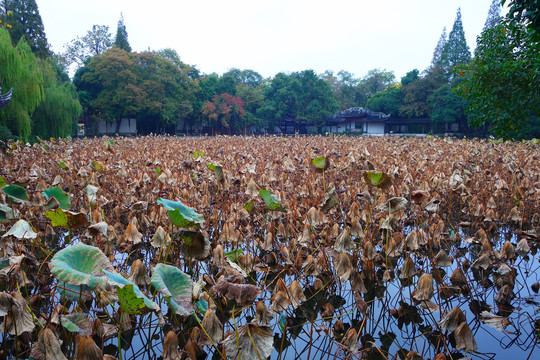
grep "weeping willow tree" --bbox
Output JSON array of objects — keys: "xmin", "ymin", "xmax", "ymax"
[
  {"xmin": 0, "ymin": 27, "xmax": 43, "ymax": 140},
  {"xmin": 32, "ymin": 59, "xmax": 82, "ymax": 138}
]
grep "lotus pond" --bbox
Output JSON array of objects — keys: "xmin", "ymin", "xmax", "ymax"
[{"xmin": 0, "ymin": 135, "xmax": 539, "ymax": 360}]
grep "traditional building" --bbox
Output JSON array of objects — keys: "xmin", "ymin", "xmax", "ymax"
[{"xmin": 327, "ymin": 107, "xmax": 391, "ymax": 135}]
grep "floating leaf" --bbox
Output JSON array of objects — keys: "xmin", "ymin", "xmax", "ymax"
[
  {"xmin": 3, "ymin": 184, "xmax": 28, "ymax": 202},
  {"xmin": 363, "ymin": 171, "xmax": 392, "ymax": 190},
  {"xmin": 2, "ymin": 219, "xmax": 37, "ymax": 239},
  {"xmin": 49, "ymin": 243, "xmax": 113, "ymax": 290},
  {"xmin": 60, "ymin": 313, "xmax": 92, "ymax": 336},
  {"xmin": 151, "ymin": 263, "xmax": 193, "ymax": 316},
  {"xmin": 208, "ymin": 163, "xmax": 224, "ymax": 182},
  {"xmin": 258, "ymin": 189, "xmax": 287, "ymax": 212},
  {"xmin": 42, "ymin": 187, "xmax": 71, "ymax": 210},
  {"xmin": 45, "ymin": 209, "xmax": 89, "ymax": 229},
  {"xmin": 103, "ymin": 270, "xmax": 158, "ymax": 314},
  {"xmin": 157, "ymin": 198, "xmax": 205, "ymax": 228}
]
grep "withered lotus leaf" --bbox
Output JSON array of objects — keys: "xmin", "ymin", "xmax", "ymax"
[
  {"xmin": 175, "ymin": 229, "xmax": 210, "ymax": 259},
  {"xmin": 434, "ymin": 250, "xmax": 453, "ymax": 267},
  {"xmin": 516, "ymin": 238, "xmax": 530, "ymax": 256},
  {"xmin": 222, "ymin": 323, "xmax": 273, "ymax": 359},
  {"xmin": 127, "ymin": 259, "xmax": 151, "ymax": 286},
  {"xmin": 124, "ymin": 223, "xmax": 143, "ymax": 244},
  {"xmin": 479, "ymin": 311, "xmax": 511, "ymax": 330},
  {"xmin": 162, "ymin": 330, "xmax": 182, "ymax": 360},
  {"xmin": 212, "ymin": 278, "xmax": 261, "ymax": 305},
  {"xmin": 304, "ymin": 207, "xmax": 324, "ymax": 227},
  {"xmin": 45, "ymin": 209, "xmax": 89, "ymax": 229},
  {"xmin": 151, "ymin": 226, "xmax": 171, "ymax": 249},
  {"xmin": 438, "ymin": 307, "xmax": 466, "ymax": 331},
  {"xmin": 200, "ymin": 308, "xmax": 223, "ymax": 345},
  {"xmin": 271, "ymin": 290, "xmax": 292, "ymax": 312},
  {"xmin": 2, "ymin": 219, "xmax": 37, "ymax": 239},
  {"xmin": 287, "ymin": 280, "xmax": 306, "ymax": 307},
  {"xmin": 320, "ymin": 187, "xmax": 339, "ymax": 214},
  {"xmin": 255, "ymin": 301, "xmax": 274, "ymax": 326},
  {"xmin": 413, "ymin": 273, "xmax": 434, "ymax": 301},
  {"xmin": 334, "ymin": 253, "xmax": 353, "ymax": 281},
  {"xmin": 335, "ymin": 228, "xmax": 355, "ymax": 253},
  {"xmin": 151, "ymin": 263, "xmax": 193, "ymax": 316},
  {"xmin": 87, "ymin": 221, "xmax": 108, "ymax": 237},
  {"xmin": 453, "ymin": 322, "xmax": 478, "ymax": 352},
  {"xmin": 74, "ymin": 335, "xmax": 102, "ymax": 360},
  {"xmin": 411, "ymin": 190, "xmax": 430, "ymax": 204},
  {"xmin": 29, "ymin": 327, "xmax": 68, "ymax": 360},
  {"xmin": 0, "ymin": 291, "xmax": 35, "ymax": 335},
  {"xmin": 341, "ymin": 327, "xmax": 359, "ymax": 353},
  {"xmin": 60, "ymin": 313, "xmax": 93, "ymax": 336},
  {"xmin": 381, "ymin": 197, "xmax": 408, "ymax": 214}
]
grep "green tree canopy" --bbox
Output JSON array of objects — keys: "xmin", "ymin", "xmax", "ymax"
[
  {"xmin": 0, "ymin": 0, "xmax": 49, "ymax": 58},
  {"xmin": 456, "ymin": 22, "xmax": 540, "ymax": 139},
  {"xmin": 64, "ymin": 25, "xmax": 113, "ymax": 68}
]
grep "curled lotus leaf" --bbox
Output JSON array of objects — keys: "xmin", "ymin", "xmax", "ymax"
[
  {"xmin": 49, "ymin": 243, "xmax": 113, "ymax": 290},
  {"xmin": 157, "ymin": 198, "xmax": 205, "ymax": 228},
  {"xmin": 311, "ymin": 156, "xmax": 329, "ymax": 172},
  {"xmin": 174, "ymin": 229, "xmax": 210, "ymax": 259},
  {"xmin": 208, "ymin": 163, "xmax": 224, "ymax": 182},
  {"xmin": 42, "ymin": 187, "xmax": 71, "ymax": 210},
  {"xmin": 102, "ymin": 269, "xmax": 158, "ymax": 314},
  {"xmin": 363, "ymin": 171, "xmax": 392, "ymax": 190},
  {"xmin": 258, "ymin": 189, "xmax": 287, "ymax": 212},
  {"xmin": 45, "ymin": 209, "xmax": 89, "ymax": 229},
  {"xmin": 151, "ymin": 263, "xmax": 193, "ymax": 316},
  {"xmin": 0, "ymin": 203, "xmax": 19, "ymax": 222},
  {"xmin": 2, "ymin": 219, "xmax": 37, "ymax": 239}
]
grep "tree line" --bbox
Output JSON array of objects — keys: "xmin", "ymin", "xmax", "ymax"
[{"xmin": 0, "ymin": 0, "xmax": 538, "ymax": 141}]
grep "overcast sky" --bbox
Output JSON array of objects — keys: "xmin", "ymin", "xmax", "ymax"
[{"xmin": 38, "ymin": 0, "xmax": 502, "ymax": 81}]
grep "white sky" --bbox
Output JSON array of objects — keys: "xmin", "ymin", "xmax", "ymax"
[{"xmin": 37, "ymin": 0, "xmax": 502, "ymax": 81}]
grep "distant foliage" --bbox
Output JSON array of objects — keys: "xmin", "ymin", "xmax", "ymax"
[
  {"xmin": 113, "ymin": 13, "xmax": 131, "ymax": 52},
  {"xmin": 440, "ymin": 9, "xmax": 471, "ymax": 78}
]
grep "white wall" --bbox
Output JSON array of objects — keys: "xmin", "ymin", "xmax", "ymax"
[{"xmin": 97, "ymin": 118, "xmax": 136, "ymax": 135}]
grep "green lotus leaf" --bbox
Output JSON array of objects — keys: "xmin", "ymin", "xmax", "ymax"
[
  {"xmin": 363, "ymin": 171, "xmax": 392, "ymax": 190},
  {"xmin": 311, "ymin": 156, "xmax": 329, "ymax": 172},
  {"xmin": 151, "ymin": 263, "xmax": 193, "ymax": 316},
  {"xmin": 57, "ymin": 159, "xmax": 68, "ymax": 169},
  {"xmin": 3, "ymin": 184, "xmax": 28, "ymax": 202},
  {"xmin": 157, "ymin": 198, "xmax": 205, "ymax": 228},
  {"xmin": 45, "ymin": 209, "xmax": 89, "ymax": 229},
  {"xmin": 208, "ymin": 164, "xmax": 224, "ymax": 182},
  {"xmin": 2, "ymin": 219, "xmax": 37, "ymax": 239},
  {"xmin": 224, "ymin": 249, "xmax": 242, "ymax": 261},
  {"xmin": 195, "ymin": 299, "xmax": 208, "ymax": 315},
  {"xmin": 90, "ymin": 161, "xmax": 103, "ymax": 172},
  {"xmin": 60, "ymin": 313, "xmax": 92, "ymax": 336},
  {"xmin": 42, "ymin": 187, "xmax": 71, "ymax": 210},
  {"xmin": 102, "ymin": 270, "xmax": 158, "ymax": 314},
  {"xmin": 243, "ymin": 200, "xmax": 254, "ymax": 213},
  {"xmin": 258, "ymin": 190, "xmax": 287, "ymax": 212},
  {"xmin": 0, "ymin": 258, "xmax": 10, "ymax": 270},
  {"xmin": 193, "ymin": 151, "xmax": 204, "ymax": 159},
  {"xmin": 0, "ymin": 176, "xmax": 6, "ymax": 188},
  {"xmin": 0, "ymin": 203, "xmax": 19, "ymax": 222},
  {"xmin": 57, "ymin": 281, "xmax": 93, "ymax": 302},
  {"xmin": 49, "ymin": 243, "xmax": 113, "ymax": 290}
]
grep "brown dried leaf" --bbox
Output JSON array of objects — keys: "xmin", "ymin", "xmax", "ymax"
[{"xmin": 212, "ymin": 278, "xmax": 261, "ymax": 305}]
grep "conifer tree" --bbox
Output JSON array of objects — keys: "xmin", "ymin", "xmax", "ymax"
[
  {"xmin": 440, "ymin": 8, "xmax": 471, "ymax": 77},
  {"xmin": 484, "ymin": 0, "xmax": 502, "ymax": 30},
  {"xmin": 0, "ymin": 0, "xmax": 49, "ymax": 58},
  {"xmin": 430, "ymin": 27, "xmax": 447, "ymax": 69},
  {"xmin": 114, "ymin": 13, "xmax": 131, "ymax": 52}
]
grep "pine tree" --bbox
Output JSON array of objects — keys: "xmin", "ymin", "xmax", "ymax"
[
  {"xmin": 484, "ymin": 0, "xmax": 502, "ymax": 30},
  {"xmin": 440, "ymin": 8, "xmax": 471, "ymax": 77},
  {"xmin": 113, "ymin": 13, "xmax": 131, "ymax": 52},
  {"xmin": 430, "ymin": 27, "xmax": 447, "ymax": 69},
  {"xmin": 1, "ymin": 0, "xmax": 49, "ymax": 58}
]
